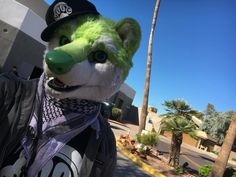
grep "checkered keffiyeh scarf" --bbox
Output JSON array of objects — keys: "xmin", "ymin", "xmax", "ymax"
[
  {"xmin": 22, "ymin": 74, "xmax": 101, "ymax": 177},
  {"xmin": 42, "ymin": 95, "xmax": 100, "ymax": 123}
]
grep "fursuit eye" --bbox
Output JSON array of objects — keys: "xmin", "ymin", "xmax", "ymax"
[
  {"xmin": 59, "ymin": 36, "xmax": 71, "ymax": 46},
  {"xmin": 88, "ymin": 50, "xmax": 108, "ymax": 63}
]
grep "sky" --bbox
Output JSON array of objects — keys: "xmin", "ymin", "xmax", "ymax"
[{"xmin": 45, "ymin": 0, "xmax": 236, "ymax": 114}]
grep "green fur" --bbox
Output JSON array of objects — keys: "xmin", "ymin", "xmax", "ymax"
[{"xmin": 52, "ymin": 15, "xmax": 141, "ymax": 79}]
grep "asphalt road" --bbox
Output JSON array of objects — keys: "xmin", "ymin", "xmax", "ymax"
[
  {"xmin": 115, "ymin": 148, "xmax": 151, "ymax": 177},
  {"xmin": 156, "ymin": 137, "xmax": 236, "ymax": 173},
  {"xmin": 156, "ymin": 138, "xmax": 210, "ymax": 172}
]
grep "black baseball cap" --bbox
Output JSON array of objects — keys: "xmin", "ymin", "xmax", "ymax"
[{"xmin": 41, "ymin": 0, "xmax": 100, "ymax": 41}]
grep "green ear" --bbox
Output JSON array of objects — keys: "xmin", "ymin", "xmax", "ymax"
[{"xmin": 115, "ymin": 18, "xmax": 141, "ymax": 58}]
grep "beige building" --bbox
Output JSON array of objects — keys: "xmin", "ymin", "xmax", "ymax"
[{"xmin": 137, "ymin": 106, "xmax": 163, "ymax": 133}]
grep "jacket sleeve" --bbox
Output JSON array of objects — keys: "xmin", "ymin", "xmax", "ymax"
[
  {"xmin": 100, "ymin": 145, "xmax": 117, "ymax": 177},
  {"xmin": 0, "ymin": 74, "xmax": 6, "ymax": 109},
  {"xmin": 0, "ymin": 73, "xmax": 18, "ymax": 121},
  {"xmin": 87, "ymin": 118, "xmax": 117, "ymax": 177},
  {"xmin": 0, "ymin": 72, "xmax": 37, "ymax": 167},
  {"xmin": 97, "ymin": 125, "xmax": 117, "ymax": 177},
  {"xmin": 0, "ymin": 73, "xmax": 18, "ymax": 143}
]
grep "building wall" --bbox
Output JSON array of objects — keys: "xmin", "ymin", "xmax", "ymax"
[
  {"xmin": 20, "ymin": 10, "xmax": 47, "ymax": 45},
  {"xmin": 0, "ymin": 0, "xmax": 47, "ymax": 77},
  {"xmin": 125, "ymin": 105, "xmax": 139, "ymax": 125},
  {"xmin": 109, "ymin": 84, "xmax": 135, "ymax": 122},
  {"xmin": 109, "ymin": 91, "xmax": 133, "ymax": 120},
  {"xmin": 15, "ymin": 0, "xmax": 48, "ymax": 19},
  {"xmin": 0, "ymin": 0, "xmax": 28, "ymax": 29},
  {"xmin": 0, "ymin": 21, "xmax": 18, "ymax": 72},
  {"xmin": 3, "ymin": 30, "xmax": 45, "ymax": 78},
  {"xmin": 119, "ymin": 83, "xmax": 136, "ymax": 100},
  {"xmin": 0, "ymin": 0, "xmax": 46, "ymax": 45},
  {"xmin": 163, "ymin": 131, "xmax": 198, "ymax": 147}
]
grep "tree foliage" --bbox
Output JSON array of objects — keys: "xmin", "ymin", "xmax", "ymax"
[
  {"xmin": 163, "ymin": 99, "xmax": 198, "ymax": 119},
  {"xmin": 200, "ymin": 103, "xmax": 234, "ymax": 144},
  {"xmin": 210, "ymin": 113, "xmax": 236, "ymax": 177},
  {"xmin": 205, "ymin": 103, "xmax": 216, "ymax": 119},
  {"xmin": 161, "ymin": 116, "xmax": 196, "ymax": 134}
]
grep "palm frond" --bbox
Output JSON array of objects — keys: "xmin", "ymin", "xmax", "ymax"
[{"xmin": 161, "ymin": 116, "xmax": 196, "ymax": 133}]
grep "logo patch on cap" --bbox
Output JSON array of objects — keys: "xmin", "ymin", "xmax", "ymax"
[{"xmin": 53, "ymin": 2, "xmax": 72, "ymax": 21}]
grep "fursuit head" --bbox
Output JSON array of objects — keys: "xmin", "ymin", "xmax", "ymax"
[{"xmin": 43, "ymin": 15, "xmax": 141, "ymax": 101}]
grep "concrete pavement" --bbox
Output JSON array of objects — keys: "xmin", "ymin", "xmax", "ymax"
[{"xmin": 115, "ymin": 148, "xmax": 152, "ymax": 177}]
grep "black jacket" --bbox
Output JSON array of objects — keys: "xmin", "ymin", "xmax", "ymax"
[{"xmin": 0, "ymin": 72, "xmax": 116, "ymax": 177}]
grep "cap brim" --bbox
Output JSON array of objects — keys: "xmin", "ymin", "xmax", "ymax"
[{"xmin": 41, "ymin": 11, "xmax": 99, "ymax": 42}]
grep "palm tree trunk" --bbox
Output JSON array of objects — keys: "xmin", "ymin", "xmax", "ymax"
[
  {"xmin": 168, "ymin": 132, "xmax": 183, "ymax": 168},
  {"xmin": 210, "ymin": 112, "xmax": 236, "ymax": 177},
  {"xmin": 139, "ymin": 0, "xmax": 161, "ymax": 133}
]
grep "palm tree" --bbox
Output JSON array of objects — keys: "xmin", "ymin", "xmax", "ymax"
[
  {"xmin": 161, "ymin": 99, "xmax": 197, "ymax": 168},
  {"xmin": 210, "ymin": 112, "xmax": 236, "ymax": 177},
  {"xmin": 139, "ymin": 0, "xmax": 161, "ymax": 133}
]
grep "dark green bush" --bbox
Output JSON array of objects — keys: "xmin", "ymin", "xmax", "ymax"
[
  {"xmin": 173, "ymin": 167, "xmax": 184, "ymax": 175},
  {"xmin": 232, "ymin": 172, "xmax": 236, "ymax": 177},
  {"xmin": 198, "ymin": 165, "xmax": 212, "ymax": 177},
  {"xmin": 224, "ymin": 167, "xmax": 236, "ymax": 177},
  {"xmin": 111, "ymin": 107, "xmax": 122, "ymax": 120}
]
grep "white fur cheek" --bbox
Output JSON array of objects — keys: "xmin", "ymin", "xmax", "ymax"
[
  {"xmin": 58, "ymin": 61, "xmax": 92, "ymax": 86},
  {"xmin": 73, "ymin": 69, "xmax": 122, "ymax": 101},
  {"xmin": 87, "ymin": 62, "xmax": 116, "ymax": 86}
]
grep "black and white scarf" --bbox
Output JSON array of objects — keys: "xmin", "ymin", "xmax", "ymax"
[{"xmin": 22, "ymin": 74, "xmax": 101, "ymax": 177}]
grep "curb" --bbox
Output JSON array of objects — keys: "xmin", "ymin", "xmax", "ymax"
[
  {"xmin": 108, "ymin": 119, "xmax": 130, "ymax": 128},
  {"xmin": 116, "ymin": 141, "xmax": 166, "ymax": 177}
]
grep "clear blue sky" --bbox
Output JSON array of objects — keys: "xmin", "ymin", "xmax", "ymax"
[{"xmin": 45, "ymin": 0, "xmax": 236, "ymax": 114}]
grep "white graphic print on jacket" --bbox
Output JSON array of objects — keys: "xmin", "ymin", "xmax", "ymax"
[{"xmin": 0, "ymin": 145, "xmax": 82, "ymax": 177}]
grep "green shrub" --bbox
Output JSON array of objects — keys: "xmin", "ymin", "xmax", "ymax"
[
  {"xmin": 232, "ymin": 172, "xmax": 236, "ymax": 177},
  {"xmin": 173, "ymin": 167, "xmax": 184, "ymax": 175},
  {"xmin": 111, "ymin": 107, "xmax": 122, "ymax": 120},
  {"xmin": 136, "ymin": 132, "xmax": 159, "ymax": 147},
  {"xmin": 198, "ymin": 165, "xmax": 212, "ymax": 177}
]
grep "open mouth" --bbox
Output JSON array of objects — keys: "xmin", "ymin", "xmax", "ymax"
[{"xmin": 47, "ymin": 77, "xmax": 81, "ymax": 92}]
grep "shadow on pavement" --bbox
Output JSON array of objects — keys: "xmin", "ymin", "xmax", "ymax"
[
  {"xmin": 199, "ymin": 155, "xmax": 215, "ymax": 163},
  {"xmin": 110, "ymin": 124, "xmax": 128, "ymax": 131},
  {"xmin": 115, "ymin": 150, "xmax": 151, "ymax": 177},
  {"xmin": 183, "ymin": 166, "xmax": 199, "ymax": 176},
  {"xmin": 157, "ymin": 150, "xmax": 169, "ymax": 155},
  {"xmin": 180, "ymin": 152, "xmax": 201, "ymax": 158}
]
